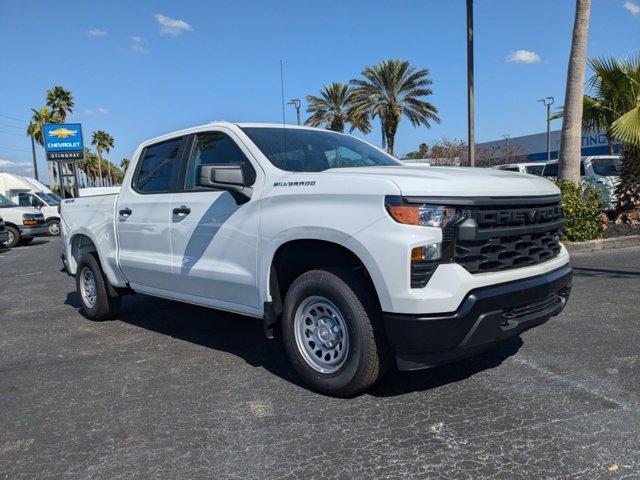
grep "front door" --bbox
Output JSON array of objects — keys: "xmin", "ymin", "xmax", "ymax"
[
  {"xmin": 117, "ymin": 136, "xmax": 187, "ymax": 291},
  {"xmin": 169, "ymin": 129, "xmax": 262, "ymax": 314}
]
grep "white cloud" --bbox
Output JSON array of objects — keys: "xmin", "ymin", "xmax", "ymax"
[
  {"xmin": 154, "ymin": 13, "xmax": 193, "ymax": 36},
  {"xmin": 0, "ymin": 159, "xmax": 33, "ymax": 172},
  {"xmin": 624, "ymin": 1, "xmax": 640, "ymax": 15},
  {"xmin": 129, "ymin": 36, "xmax": 150, "ymax": 54},
  {"xmin": 85, "ymin": 107, "xmax": 108, "ymax": 115},
  {"xmin": 506, "ymin": 50, "xmax": 541, "ymax": 64},
  {"xmin": 87, "ymin": 28, "xmax": 107, "ymax": 37}
]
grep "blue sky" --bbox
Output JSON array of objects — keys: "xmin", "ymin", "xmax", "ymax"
[{"xmin": 0, "ymin": 0, "xmax": 638, "ymax": 182}]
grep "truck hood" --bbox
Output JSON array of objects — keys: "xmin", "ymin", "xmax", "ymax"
[{"xmin": 327, "ymin": 165, "xmax": 560, "ymax": 197}]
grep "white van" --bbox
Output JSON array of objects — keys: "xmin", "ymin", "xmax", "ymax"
[
  {"xmin": 0, "ymin": 193, "xmax": 47, "ymax": 248},
  {"xmin": 492, "ymin": 162, "xmax": 545, "ymax": 176},
  {"xmin": 0, "ymin": 173, "xmax": 61, "ymax": 235},
  {"xmin": 542, "ymin": 156, "xmax": 621, "ymax": 210}
]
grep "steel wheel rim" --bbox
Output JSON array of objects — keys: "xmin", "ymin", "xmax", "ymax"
[
  {"xmin": 80, "ymin": 267, "xmax": 97, "ymax": 308},
  {"xmin": 294, "ymin": 296, "xmax": 349, "ymax": 373},
  {"xmin": 48, "ymin": 222, "xmax": 60, "ymax": 235},
  {"xmin": 6, "ymin": 230, "xmax": 14, "ymax": 245}
]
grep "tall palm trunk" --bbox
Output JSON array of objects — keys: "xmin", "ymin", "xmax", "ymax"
[
  {"xmin": 107, "ymin": 164, "xmax": 113, "ymax": 186},
  {"xmin": 97, "ymin": 151, "xmax": 103, "ymax": 187},
  {"xmin": 558, "ymin": 0, "xmax": 591, "ymax": 183}
]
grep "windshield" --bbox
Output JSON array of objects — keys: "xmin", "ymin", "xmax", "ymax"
[
  {"xmin": 37, "ymin": 192, "xmax": 60, "ymax": 205},
  {"xmin": 525, "ymin": 165, "xmax": 544, "ymax": 175},
  {"xmin": 0, "ymin": 193, "xmax": 17, "ymax": 208},
  {"xmin": 591, "ymin": 158, "xmax": 619, "ymax": 176},
  {"xmin": 241, "ymin": 127, "xmax": 401, "ymax": 172}
]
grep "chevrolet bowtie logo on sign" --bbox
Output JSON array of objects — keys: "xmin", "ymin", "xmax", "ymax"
[
  {"xmin": 48, "ymin": 127, "xmax": 78, "ymax": 139},
  {"xmin": 42, "ymin": 123, "xmax": 84, "ymax": 161}
]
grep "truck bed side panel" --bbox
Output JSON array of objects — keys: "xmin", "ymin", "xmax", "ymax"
[{"xmin": 60, "ymin": 194, "xmax": 127, "ymax": 287}]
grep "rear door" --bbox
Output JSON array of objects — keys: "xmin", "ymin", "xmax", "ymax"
[
  {"xmin": 116, "ymin": 136, "xmax": 188, "ymax": 291},
  {"xmin": 169, "ymin": 128, "xmax": 262, "ymax": 313}
]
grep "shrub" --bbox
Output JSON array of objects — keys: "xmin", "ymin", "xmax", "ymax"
[{"xmin": 554, "ymin": 179, "xmax": 605, "ymax": 241}]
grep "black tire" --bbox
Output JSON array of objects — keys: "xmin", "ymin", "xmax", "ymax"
[
  {"xmin": 281, "ymin": 268, "xmax": 390, "ymax": 397},
  {"xmin": 47, "ymin": 219, "xmax": 60, "ymax": 236},
  {"xmin": 75, "ymin": 253, "xmax": 120, "ymax": 321},
  {"xmin": 2, "ymin": 226, "xmax": 20, "ymax": 248},
  {"xmin": 20, "ymin": 237, "xmax": 34, "ymax": 245}
]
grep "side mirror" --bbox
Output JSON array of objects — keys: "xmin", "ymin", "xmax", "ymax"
[{"xmin": 197, "ymin": 164, "xmax": 252, "ymax": 201}]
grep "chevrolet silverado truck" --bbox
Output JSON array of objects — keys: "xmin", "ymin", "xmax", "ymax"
[{"xmin": 60, "ymin": 123, "xmax": 572, "ymax": 396}]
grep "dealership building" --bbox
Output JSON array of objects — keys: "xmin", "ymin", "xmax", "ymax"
[{"xmin": 476, "ymin": 129, "xmax": 620, "ymax": 162}]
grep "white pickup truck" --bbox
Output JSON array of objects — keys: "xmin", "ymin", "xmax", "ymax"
[{"xmin": 61, "ymin": 123, "xmax": 572, "ymax": 396}]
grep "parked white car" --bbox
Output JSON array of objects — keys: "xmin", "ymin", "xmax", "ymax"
[
  {"xmin": 542, "ymin": 156, "xmax": 621, "ymax": 210},
  {"xmin": 0, "ymin": 173, "xmax": 61, "ymax": 235},
  {"xmin": 61, "ymin": 123, "xmax": 572, "ymax": 396},
  {"xmin": 492, "ymin": 162, "xmax": 545, "ymax": 176},
  {"xmin": 0, "ymin": 193, "xmax": 48, "ymax": 248}
]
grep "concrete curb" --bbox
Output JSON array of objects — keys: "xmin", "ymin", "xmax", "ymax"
[{"xmin": 565, "ymin": 235, "xmax": 640, "ymax": 253}]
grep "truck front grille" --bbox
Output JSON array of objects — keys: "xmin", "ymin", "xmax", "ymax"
[
  {"xmin": 454, "ymin": 196, "xmax": 563, "ymax": 274},
  {"xmin": 456, "ymin": 227, "xmax": 562, "ymax": 273}
]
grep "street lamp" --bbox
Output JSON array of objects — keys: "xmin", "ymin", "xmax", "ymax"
[
  {"xmin": 466, "ymin": 0, "xmax": 475, "ymax": 167},
  {"xmin": 287, "ymin": 98, "xmax": 301, "ymax": 125},
  {"xmin": 538, "ymin": 96, "xmax": 554, "ymax": 162},
  {"xmin": 502, "ymin": 134, "xmax": 510, "ymax": 163}
]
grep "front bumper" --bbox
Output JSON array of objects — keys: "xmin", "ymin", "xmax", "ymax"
[
  {"xmin": 384, "ymin": 265, "xmax": 573, "ymax": 371},
  {"xmin": 19, "ymin": 225, "xmax": 49, "ymax": 238}
]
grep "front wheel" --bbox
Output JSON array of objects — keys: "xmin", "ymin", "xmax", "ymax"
[
  {"xmin": 2, "ymin": 226, "xmax": 20, "ymax": 248},
  {"xmin": 76, "ymin": 253, "xmax": 120, "ymax": 321},
  {"xmin": 47, "ymin": 219, "xmax": 60, "ymax": 236},
  {"xmin": 281, "ymin": 269, "xmax": 389, "ymax": 397}
]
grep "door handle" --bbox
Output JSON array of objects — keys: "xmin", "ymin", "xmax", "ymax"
[
  {"xmin": 119, "ymin": 207, "xmax": 132, "ymax": 217},
  {"xmin": 172, "ymin": 205, "xmax": 191, "ymax": 216}
]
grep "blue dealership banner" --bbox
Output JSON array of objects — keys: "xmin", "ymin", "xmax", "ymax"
[{"xmin": 43, "ymin": 123, "xmax": 84, "ymax": 161}]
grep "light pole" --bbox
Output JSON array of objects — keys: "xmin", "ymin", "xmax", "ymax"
[
  {"xmin": 502, "ymin": 134, "xmax": 510, "ymax": 163},
  {"xmin": 538, "ymin": 96, "xmax": 554, "ymax": 162},
  {"xmin": 466, "ymin": 0, "xmax": 475, "ymax": 167},
  {"xmin": 287, "ymin": 98, "xmax": 301, "ymax": 125}
]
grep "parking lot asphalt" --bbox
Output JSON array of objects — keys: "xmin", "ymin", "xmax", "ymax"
[{"xmin": 1, "ymin": 238, "xmax": 639, "ymax": 479}]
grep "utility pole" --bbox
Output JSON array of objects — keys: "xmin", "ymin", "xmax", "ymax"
[
  {"xmin": 538, "ymin": 96, "xmax": 555, "ymax": 162},
  {"xmin": 30, "ymin": 136, "xmax": 39, "ymax": 180},
  {"xmin": 466, "ymin": 0, "xmax": 475, "ymax": 167},
  {"xmin": 502, "ymin": 134, "xmax": 510, "ymax": 163},
  {"xmin": 287, "ymin": 98, "xmax": 301, "ymax": 125}
]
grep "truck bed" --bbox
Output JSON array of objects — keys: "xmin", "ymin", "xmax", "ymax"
[{"xmin": 60, "ymin": 193, "xmax": 124, "ymax": 285}]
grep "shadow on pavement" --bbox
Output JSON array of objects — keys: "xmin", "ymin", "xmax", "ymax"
[
  {"xmin": 22, "ymin": 239, "xmax": 50, "ymax": 247},
  {"xmin": 65, "ymin": 290, "xmax": 524, "ymax": 397}
]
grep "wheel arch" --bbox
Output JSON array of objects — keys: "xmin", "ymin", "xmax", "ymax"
[{"xmin": 263, "ymin": 237, "xmax": 391, "ymax": 324}]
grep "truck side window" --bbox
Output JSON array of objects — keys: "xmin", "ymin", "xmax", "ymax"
[
  {"xmin": 185, "ymin": 132, "xmax": 256, "ymax": 190},
  {"xmin": 135, "ymin": 137, "xmax": 185, "ymax": 193}
]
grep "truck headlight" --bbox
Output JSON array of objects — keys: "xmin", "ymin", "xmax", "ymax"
[{"xmin": 385, "ymin": 197, "xmax": 457, "ymax": 228}]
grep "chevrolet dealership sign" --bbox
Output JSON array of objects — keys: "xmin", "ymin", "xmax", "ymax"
[{"xmin": 43, "ymin": 123, "xmax": 84, "ymax": 161}]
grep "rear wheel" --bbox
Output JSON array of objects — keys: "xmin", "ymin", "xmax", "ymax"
[
  {"xmin": 2, "ymin": 226, "xmax": 20, "ymax": 248},
  {"xmin": 281, "ymin": 269, "xmax": 389, "ymax": 397},
  {"xmin": 47, "ymin": 219, "xmax": 60, "ymax": 236},
  {"xmin": 76, "ymin": 253, "xmax": 120, "ymax": 321}
]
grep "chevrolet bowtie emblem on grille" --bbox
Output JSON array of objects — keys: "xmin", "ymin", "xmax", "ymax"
[{"xmin": 48, "ymin": 127, "xmax": 78, "ymax": 139}]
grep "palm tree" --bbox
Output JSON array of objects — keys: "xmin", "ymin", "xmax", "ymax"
[
  {"xmin": 348, "ymin": 59, "xmax": 440, "ymax": 155},
  {"xmin": 120, "ymin": 158, "xmax": 130, "ymax": 172},
  {"xmin": 91, "ymin": 131, "xmax": 115, "ymax": 186},
  {"xmin": 46, "ymin": 86, "xmax": 74, "ymax": 122},
  {"xmin": 26, "ymin": 107, "xmax": 61, "ymax": 181},
  {"xmin": 305, "ymin": 83, "xmax": 370, "ymax": 133},
  {"xmin": 584, "ymin": 55, "xmax": 640, "ymax": 218},
  {"xmin": 558, "ymin": 0, "xmax": 591, "ymax": 183},
  {"xmin": 26, "ymin": 107, "xmax": 60, "ymax": 146}
]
